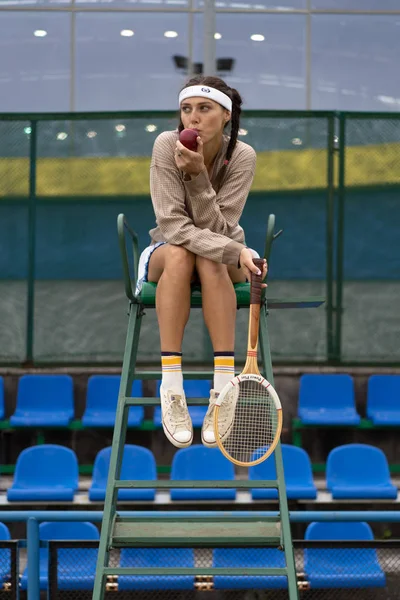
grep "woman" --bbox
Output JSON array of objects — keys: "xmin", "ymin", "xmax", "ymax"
[{"xmin": 136, "ymin": 75, "xmax": 267, "ymax": 449}]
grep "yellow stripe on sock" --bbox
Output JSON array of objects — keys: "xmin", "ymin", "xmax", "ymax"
[
  {"xmin": 214, "ymin": 356, "xmax": 234, "ymax": 373},
  {"xmin": 162, "ymin": 356, "xmax": 182, "ymax": 370}
]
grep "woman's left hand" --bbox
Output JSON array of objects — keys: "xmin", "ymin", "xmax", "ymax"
[{"xmin": 175, "ymin": 137, "xmax": 205, "ymax": 177}]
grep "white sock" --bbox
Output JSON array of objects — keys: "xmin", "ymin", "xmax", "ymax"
[
  {"xmin": 161, "ymin": 352, "xmax": 184, "ymax": 392},
  {"xmin": 213, "ymin": 352, "xmax": 235, "ymax": 393}
]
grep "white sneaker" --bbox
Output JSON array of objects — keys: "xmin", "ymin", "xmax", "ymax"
[
  {"xmin": 201, "ymin": 387, "xmax": 239, "ymax": 448},
  {"xmin": 160, "ymin": 385, "xmax": 193, "ymax": 448}
]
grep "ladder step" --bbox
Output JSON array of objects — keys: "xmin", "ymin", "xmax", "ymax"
[
  {"xmin": 114, "ymin": 480, "xmax": 279, "ymax": 489},
  {"xmin": 103, "ymin": 567, "xmax": 288, "ymax": 576},
  {"xmin": 125, "ymin": 397, "xmax": 209, "ymax": 406},
  {"xmin": 134, "ymin": 371, "xmax": 213, "ymax": 380},
  {"xmin": 111, "ymin": 516, "xmax": 281, "ymax": 548}
]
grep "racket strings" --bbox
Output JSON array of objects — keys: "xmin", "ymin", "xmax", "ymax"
[{"xmin": 218, "ymin": 380, "xmax": 279, "ymax": 464}]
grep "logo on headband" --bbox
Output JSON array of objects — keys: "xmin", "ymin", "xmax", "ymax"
[{"xmin": 201, "ymin": 87, "xmax": 211, "ymax": 93}]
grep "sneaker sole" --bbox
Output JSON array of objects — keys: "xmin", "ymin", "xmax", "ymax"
[
  {"xmin": 202, "ymin": 411, "xmax": 236, "ymax": 448},
  {"xmin": 201, "ymin": 433, "xmax": 218, "ymax": 448},
  {"xmin": 162, "ymin": 420, "xmax": 193, "ymax": 449}
]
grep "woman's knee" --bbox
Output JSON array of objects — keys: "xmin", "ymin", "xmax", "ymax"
[
  {"xmin": 164, "ymin": 245, "xmax": 196, "ymax": 275},
  {"xmin": 196, "ymin": 255, "xmax": 229, "ymax": 280}
]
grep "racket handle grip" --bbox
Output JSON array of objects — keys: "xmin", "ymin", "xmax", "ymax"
[{"xmin": 250, "ymin": 258, "xmax": 265, "ymax": 305}]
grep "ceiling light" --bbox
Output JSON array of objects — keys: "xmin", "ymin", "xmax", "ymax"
[
  {"xmin": 57, "ymin": 132, "xmax": 68, "ymax": 141},
  {"xmin": 115, "ymin": 124, "xmax": 126, "ymax": 132},
  {"xmin": 164, "ymin": 31, "xmax": 178, "ymax": 38},
  {"xmin": 87, "ymin": 131, "xmax": 97, "ymax": 139},
  {"xmin": 239, "ymin": 128, "xmax": 248, "ymax": 136},
  {"xmin": 120, "ymin": 29, "xmax": 134, "ymax": 37},
  {"xmin": 292, "ymin": 137, "xmax": 302, "ymax": 146},
  {"xmin": 24, "ymin": 127, "xmax": 32, "ymax": 135},
  {"xmin": 214, "ymin": 33, "xmax": 222, "ymax": 40},
  {"xmin": 250, "ymin": 34, "xmax": 264, "ymax": 42},
  {"xmin": 145, "ymin": 124, "xmax": 158, "ymax": 133},
  {"xmin": 34, "ymin": 30, "xmax": 47, "ymax": 38}
]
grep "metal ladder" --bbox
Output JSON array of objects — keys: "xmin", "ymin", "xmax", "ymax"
[{"xmin": 92, "ymin": 213, "xmax": 324, "ymax": 600}]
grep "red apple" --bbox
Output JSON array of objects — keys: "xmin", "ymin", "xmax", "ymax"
[{"xmin": 179, "ymin": 128, "xmax": 199, "ymax": 151}]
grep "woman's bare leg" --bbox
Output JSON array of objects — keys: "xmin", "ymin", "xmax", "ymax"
[
  {"xmin": 147, "ymin": 244, "xmax": 196, "ymax": 448},
  {"xmin": 195, "ymin": 256, "xmax": 245, "ymax": 352},
  {"xmin": 148, "ymin": 244, "xmax": 196, "ymax": 351}
]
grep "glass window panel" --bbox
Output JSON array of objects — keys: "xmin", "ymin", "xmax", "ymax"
[
  {"xmin": 193, "ymin": 14, "xmax": 306, "ymax": 109},
  {"xmin": 0, "ymin": 0, "xmax": 70, "ymax": 5},
  {"xmin": 75, "ymin": 13, "xmax": 190, "ymax": 110},
  {"xmin": 312, "ymin": 0, "xmax": 400, "ymax": 9},
  {"xmin": 0, "ymin": 12, "xmax": 71, "ymax": 112},
  {"xmin": 196, "ymin": 0, "xmax": 305, "ymax": 8},
  {"xmin": 75, "ymin": 0, "xmax": 188, "ymax": 8},
  {"xmin": 312, "ymin": 15, "xmax": 400, "ymax": 111}
]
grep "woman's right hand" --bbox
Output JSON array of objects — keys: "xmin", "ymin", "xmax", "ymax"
[{"xmin": 239, "ymin": 248, "xmax": 268, "ymax": 288}]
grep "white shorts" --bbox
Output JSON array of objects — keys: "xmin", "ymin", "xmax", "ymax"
[{"xmin": 135, "ymin": 242, "xmax": 260, "ymax": 295}]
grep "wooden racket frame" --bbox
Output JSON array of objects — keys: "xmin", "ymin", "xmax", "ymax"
[{"xmin": 214, "ymin": 257, "xmax": 283, "ymax": 466}]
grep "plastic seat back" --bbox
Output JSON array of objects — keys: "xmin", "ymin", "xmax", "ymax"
[
  {"xmin": 83, "ymin": 376, "xmax": 143, "ymax": 426},
  {"xmin": 12, "ymin": 445, "xmax": 79, "ymax": 488},
  {"xmin": 304, "ymin": 521, "xmax": 385, "ymax": 588},
  {"xmin": 250, "ymin": 444, "xmax": 317, "ymax": 499},
  {"xmin": 15, "ymin": 374, "xmax": 74, "ymax": 415},
  {"xmin": 170, "ymin": 445, "xmax": 235, "ymax": 500},
  {"xmin": 367, "ymin": 375, "xmax": 400, "ymax": 422},
  {"xmin": 327, "ymin": 444, "xmax": 393, "ymax": 487},
  {"xmin": 298, "ymin": 374, "xmax": 359, "ymax": 424},
  {"xmin": 119, "ymin": 548, "xmax": 195, "ymax": 590},
  {"xmin": 91, "ymin": 445, "xmax": 156, "ymax": 487}
]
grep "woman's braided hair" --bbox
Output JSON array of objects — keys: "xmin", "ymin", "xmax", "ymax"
[{"xmin": 178, "ymin": 75, "xmax": 243, "ymax": 168}]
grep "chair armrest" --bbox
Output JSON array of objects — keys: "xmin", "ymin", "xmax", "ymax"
[
  {"xmin": 264, "ymin": 213, "xmax": 283, "ymax": 271},
  {"xmin": 117, "ymin": 213, "xmax": 139, "ymax": 303}
]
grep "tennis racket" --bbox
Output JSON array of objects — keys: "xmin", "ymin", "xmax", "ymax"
[{"xmin": 213, "ymin": 257, "xmax": 283, "ymax": 467}]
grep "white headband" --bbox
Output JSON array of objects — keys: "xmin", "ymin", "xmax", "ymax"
[{"xmin": 179, "ymin": 85, "xmax": 232, "ymax": 112}]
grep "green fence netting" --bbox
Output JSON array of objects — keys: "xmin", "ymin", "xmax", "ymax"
[{"xmin": 0, "ymin": 110, "xmax": 399, "ymax": 365}]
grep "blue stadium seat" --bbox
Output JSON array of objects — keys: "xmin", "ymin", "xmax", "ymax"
[
  {"xmin": 0, "ymin": 523, "xmax": 11, "ymax": 587},
  {"xmin": 119, "ymin": 548, "xmax": 194, "ymax": 590},
  {"xmin": 170, "ymin": 445, "xmax": 236, "ymax": 501},
  {"xmin": 82, "ymin": 375, "xmax": 144, "ymax": 427},
  {"xmin": 0, "ymin": 377, "xmax": 4, "ymax": 420},
  {"xmin": 367, "ymin": 375, "xmax": 400, "ymax": 425},
  {"xmin": 326, "ymin": 444, "xmax": 397, "ymax": 500},
  {"xmin": 154, "ymin": 380, "xmax": 211, "ymax": 427},
  {"xmin": 213, "ymin": 548, "xmax": 287, "ymax": 589},
  {"xmin": 89, "ymin": 445, "xmax": 157, "ymax": 501},
  {"xmin": 298, "ymin": 374, "xmax": 360, "ymax": 425},
  {"xmin": 304, "ymin": 521, "xmax": 386, "ymax": 588},
  {"xmin": 20, "ymin": 522, "xmax": 99, "ymax": 591},
  {"xmin": 7, "ymin": 444, "xmax": 79, "ymax": 502},
  {"xmin": 249, "ymin": 444, "xmax": 317, "ymax": 500},
  {"xmin": 10, "ymin": 374, "xmax": 74, "ymax": 427}
]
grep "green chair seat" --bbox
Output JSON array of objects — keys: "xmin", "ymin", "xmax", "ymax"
[
  {"xmin": 139, "ymin": 282, "xmax": 325, "ymax": 310},
  {"xmin": 140, "ymin": 282, "xmax": 251, "ymax": 308}
]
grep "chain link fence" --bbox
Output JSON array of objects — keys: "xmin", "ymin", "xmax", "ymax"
[
  {"xmin": 0, "ymin": 119, "xmax": 30, "ymax": 363},
  {"xmin": 341, "ymin": 116, "xmax": 400, "ymax": 363},
  {"xmin": 48, "ymin": 540, "xmax": 400, "ymax": 600},
  {"xmin": 0, "ymin": 541, "xmax": 18, "ymax": 598}
]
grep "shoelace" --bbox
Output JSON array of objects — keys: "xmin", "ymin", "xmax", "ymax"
[{"xmin": 166, "ymin": 394, "xmax": 189, "ymax": 430}]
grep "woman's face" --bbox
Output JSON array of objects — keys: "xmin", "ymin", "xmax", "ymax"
[{"xmin": 180, "ymin": 97, "xmax": 231, "ymax": 145}]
